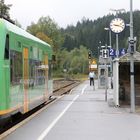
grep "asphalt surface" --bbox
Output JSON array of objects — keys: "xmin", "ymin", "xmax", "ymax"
[{"xmin": 3, "ymin": 80, "xmax": 140, "ymax": 140}]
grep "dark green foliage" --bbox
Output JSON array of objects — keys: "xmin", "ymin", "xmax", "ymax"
[
  {"xmin": 0, "ymin": 0, "xmax": 12, "ymax": 19},
  {"xmin": 61, "ymin": 11, "xmax": 140, "ymax": 58},
  {"xmin": 53, "ymin": 45, "xmax": 89, "ymax": 78}
]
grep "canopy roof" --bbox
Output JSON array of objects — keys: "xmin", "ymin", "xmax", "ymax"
[{"xmin": 118, "ymin": 51, "xmax": 140, "ymax": 62}]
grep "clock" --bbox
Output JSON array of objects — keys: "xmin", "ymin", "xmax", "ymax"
[{"xmin": 110, "ymin": 18, "xmax": 125, "ymax": 33}]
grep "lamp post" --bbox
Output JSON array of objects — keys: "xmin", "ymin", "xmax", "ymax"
[
  {"xmin": 110, "ymin": 9, "xmax": 126, "ymax": 58},
  {"xmin": 109, "ymin": 10, "xmax": 125, "ymax": 106},
  {"xmin": 98, "ymin": 41, "xmax": 101, "ymax": 59},
  {"xmin": 129, "ymin": 0, "xmax": 135, "ymax": 113},
  {"xmin": 104, "ymin": 28, "xmax": 112, "ymax": 47},
  {"xmin": 104, "ymin": 28, "xmax": 113, "ymax": 89}
]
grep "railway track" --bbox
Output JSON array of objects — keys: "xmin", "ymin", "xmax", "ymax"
[
  {"xmin": 0, "ymin": 80, "xmax": 80, "ymax": 138},
  {"xmin": 53, "ymin": 79, "xmax": 80, "ymax": 96}
]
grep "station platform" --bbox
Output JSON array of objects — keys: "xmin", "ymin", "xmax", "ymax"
[{"xmin": 2, "ymin": 80, "xmax": 140, "ymax": 140}]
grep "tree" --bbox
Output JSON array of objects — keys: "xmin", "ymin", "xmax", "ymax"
[
  {"xmin": 27, "ymin": 16, "xmax": 64, "ymax": 53},
  {"xmin": 0, "ymin": 0, "xmax": 12, "ymax": 19},
  {"xmin": 67, "ymin": 46, "xmax": 89, "ymax": 74},
  {"xmin": 36, "ymin": 32, "xmax": 53, "ymax": 47}
]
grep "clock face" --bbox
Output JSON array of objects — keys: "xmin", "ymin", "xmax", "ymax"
[{"xmin": 110, "ymin": 18, "xmax": 125, "ymax": 33}]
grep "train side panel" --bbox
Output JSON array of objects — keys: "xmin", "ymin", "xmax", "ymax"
[
  {"xmin": 9, "ymin": 33, "xmax": 52, "ymax": 114},
  {"xmin": 0, "ymin": 18, "xmax": 53, "ymax": 117},
  {"xmin": 0, "ymin": 24, "xmax": 11, "ymax": 116}
]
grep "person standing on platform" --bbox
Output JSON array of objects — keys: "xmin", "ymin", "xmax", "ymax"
[{"xmin": 89, "ymin": 70, "xmax": 95, "ymax": 86}]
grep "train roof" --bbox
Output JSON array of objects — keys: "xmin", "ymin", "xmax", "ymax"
[{"xmin": 0, "ymin": 18, "xmax": 51, "ymax": 48}]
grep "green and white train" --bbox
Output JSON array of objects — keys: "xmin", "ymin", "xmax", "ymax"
[{"xmin": 0, "ymin": 18, "xmax": 53, "ymax": 124}]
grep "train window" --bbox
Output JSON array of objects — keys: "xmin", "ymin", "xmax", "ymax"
[
  {"xmin": 29, "ymin": 60, "xmax": 45, "ymax": 86},
  {"xmin": 33, "ymin": 47, "xmax": 38, "ymax": 59},
  {"xmin": 4, "ymin": 34, "xmax": 9, "ymax": 59},
  {"xmin": 39, "ymin": 49, "xmax": 42, "ymax": 60},
  {"xmin": 10, "ymin": 50, "xmax": 23, "ymax": 85},
  {"xmin": 18, "ymin": 42, "xmax": 21, "ymax": 48},
  {"xmin": 30, "ymin": 46, "xmax": 33, "ymax": 52}
]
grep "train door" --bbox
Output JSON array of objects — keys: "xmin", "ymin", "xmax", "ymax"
[
  {"xmin": 44, "ymin": 55, "xmax": 48, "ymax": 99},
  {"xmin": 4, "ymin": 34, "xmax": 10, "ymax": 108},
  {"xmin": 23, "ymin": 48, "xmax": 29, "ymax": 113}
]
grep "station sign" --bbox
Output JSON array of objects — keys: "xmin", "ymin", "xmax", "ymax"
[
  {"xmin": 92, "ymin": 59, "xmax": 96, "ymax": 64},
  {"xmin": 89, "ymin": 59, "xmax": 97, "ymax": 70},
  {"xmin": 102, "ymin": 49, "xmax": 109, "ymax": 58},
  {"xmin": 109, "ymin": 48, "xmax": 116, "ymax": 56},
  {"xmin": 90, "ymin": 64, "xmax": 97, "ymax": 69},
  {"xmin": 119, "ymin": 48, "xmax": 127, "ymax": 56},
  {"xmin": 109, "ymin": 48, "xmax": 127, "ymax": 57}
]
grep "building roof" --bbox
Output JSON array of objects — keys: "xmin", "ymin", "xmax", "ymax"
[{"xmin": 0, "ymin": 18, "xmax": 51, "ymax": 48}]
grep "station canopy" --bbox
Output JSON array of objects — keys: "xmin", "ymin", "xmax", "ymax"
[{"xmin": 119, "ymin": 51, "xmax": 140, "ymax": 62}]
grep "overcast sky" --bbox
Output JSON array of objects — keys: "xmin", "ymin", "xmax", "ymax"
[{"xmin": 5, "ymin": 0, "xmax": 140, "ymax": 29}]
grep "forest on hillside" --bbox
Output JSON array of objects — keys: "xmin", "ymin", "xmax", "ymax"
[{"xmin": 61, "ymin": 11, "xmax": 140, "ymax": 57}]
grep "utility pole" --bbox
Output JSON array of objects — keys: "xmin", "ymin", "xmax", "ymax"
[{"xmin": 129, "ymin": 0, "xmax": 135, "ymax": 113}]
